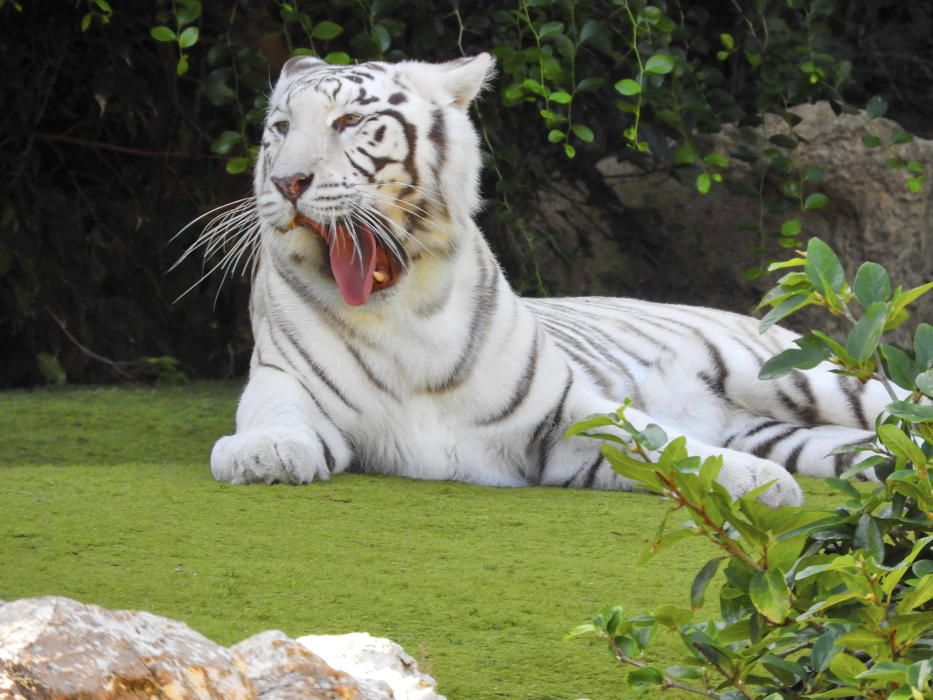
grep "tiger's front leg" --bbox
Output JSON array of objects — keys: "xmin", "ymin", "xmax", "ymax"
[
  {"xmin": 211, "ymin": 366, "xmax": 353, "ymax": 484},
  {"xmin": 542, "ymin": 395, "xmax": 804, "ymax": 507}
]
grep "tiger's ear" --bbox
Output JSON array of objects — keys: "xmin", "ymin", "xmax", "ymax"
[
  {"xmin": 399, "ymin": 54, "xmax": 497, "ymax": 109},
  {"xmin": 435, "ymin": 53, "xmax": 497, "ymax": 108},
  {"xmin": 279, "ymin": 55, "xmax": 326, "ymax": 79}
]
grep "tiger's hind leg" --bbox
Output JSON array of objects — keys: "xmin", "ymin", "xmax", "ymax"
[{"xmin": 721, "ymin": 412, "xmax": 877, "ymax": 480}]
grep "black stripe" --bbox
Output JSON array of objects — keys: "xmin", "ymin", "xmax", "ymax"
[
  {"xmin": 346, "ymin": 153, "xmax": 374, "ymax": 181},
  {"xmin": 837, "ymin": 375, "xmax": 869, "ymax": 429},
  {"xmin": 744, "ymin": 419, "xmax": 785, "ymax": 438},
  {"xmin": 776, "ymin": 389, "xmax": 820, "ymax": 425},
  {"xmin": 784, "ymin": 441, "xmax": 805, "ymax": 473},
  {"xmin": 792, "ymin": 372, "xmax": 824, "ymax": 424},
  {"xmin": 275, "ymin": 316, "xmax": 359, "ymax": 412},
  {"xmin": 258, "ymin": 337, "xmax": 336, "ymax": 428},
  {"xmin": 346, "ymin": 345, "xmax": 400, "ymax": 402},
  {"xmin": 582, "ymin": 455, "xmax": 605, "ymax": 488},
  {"xmin": 548, "ymin": 333, "xmax": 614, "ymax": 394},
  {"xmin": 374, "ymin": 108, "xmax": 419, "ymax": 188},
  {"xmin": 428, "ymin": 244, "xmax": 499, "ymax": 392},
  {"xmin": 478, "ymin": 331, "xmax": 539, "ymax": 426},
  {"xmin": 528, "ymin": 372, "xmax": 574, "ymax": 484},
  {"xmin": 697, "ymin": 336, "xmax": 729, "ymax": 397},
  {"xmin": 751, "ymin": 426, "xmax": 805, "ymax": 458}
]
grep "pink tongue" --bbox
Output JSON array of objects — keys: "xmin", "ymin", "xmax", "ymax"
[{"xmin": 328, "ymin": 225, "xmax": 378, "ymax": 306}]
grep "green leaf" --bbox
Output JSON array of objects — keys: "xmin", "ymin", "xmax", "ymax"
[
  {"xmin": 627, "ymin": 667, "xmax": 664, "ymax": 689},
  {"xmin": 830, "ymin": 653, "xmax": 868, "ymax": 683},
  {"xmin": 324, "ymin": 52, "xmax": 351, "ymax": 65},
  {"xmin": 576, "ymin": 77, "xmax": 604, "ymax": 92},
  {"xmin": 908, "ymin": 658, "xmax": 932, "ymax": 691},
  {"xmin": 749, "ymin": 568, "xmax": 791, "ymax": 623},
  {"xmin": 696, "ymin": 173, "xmax": 711, "ymax": 194},
  {"xmin": 878, "ymin": 424, "xmax": 927, "ymax": 467},
  {"xmin": 549, "ymin": 91, "xmax": 572, "ymax": 104},
  {"xmin": 538, "ymin": 21, "xmax": 564, "ymax": 38},
  {"xmin": 81, "ymin": 13, "xmax": 92, "ymax": 32},
  {"xmin": 563, "ymin": 144, "xmax": 576, "ymax": 159},
  {"xmin": 614, "ymin": 78, "xmax": 641, "ymax": 96},
  {"xmin": 854, "ymin": 514, "xmax": 884, "ymax": 562},
  {"xmin": 176, "ymin": 54, "xmax": 189, "ymax": 76},
  {"xmin": 886, "ymin": 400, "xmax": 933, "ymax": 422},
  {"xmin": 845, "ymin": 301, "xmax": 887, "ymax": 363},
  {"xmin": 210, "ymin": 130, "xmax": 241, "ymax": 155},
  {"xmin": 174, "ymin": 0, "xmax": 201, "ymax": 24},
  {"xmin": 781, "ymin": 219, "xmax": 801, "ymax": 237},
  {"xmin": 703, "ymin": 153, "xmax": 729, "ymax": 168},
  {"xmin": 572, "ymin": 124, "xmax": 594, "ymax": 143},
  {"xmin": 759, "ymin": 293, "xmax": 812, "ymax": 333},
  {"xmin": 372, "ymin": 24, "xmax": 391, "ymax": 52},
  {"xmin": 225, "ymin": 156, "xmax": 250, "ymax": 174},
  {"xmin": 880, "ymin": 344, "xmax": 919, "ymax": 390},
  {"xmin": 917, "ymin": 369, "xmax": 933, "ymax": 397},
  {"xmin": 897, "ymin": 574, "xmax": 933, "ymax": 613},
  {"xmin": 853, "ymin": 261, "xmax": 891, "ymax": 308},
  {"xmin": 547, "ymin": 129, "xmax": 565, "ymax": 143},
  {"xmin": 720, "ymin": 33, "xmax": 734, "ymax": 50},
  {"xmin": 690, "ymin": 558, "xmax": 724, "ymax": 610},
  {"xmin": 177, "ymin": 26, "xmax": 199, "ymax": 49},
  {"xmin": 803, "ymin": 165, "xmax": 826, "ymax": 182},
  {"xmin": 811, "ymin": 629, "xmax": 842, "ymax": 672},
  {"xmin": 891, "ymin": 129, "xmax": 913, "ymax": 144},
  {"xmin": 644, "ymin": 53, "xmax": 675, "ymax": 75},
  {"xmin": 866, "ymin": 95, "xmax": 888, "ymax": 119},
  {"xmin": 150, "ymin": 25, "xmax": 176, "ymax": 42},
  {"xmin": 769, "ymin": 134, "xmax": 798, "ymax": 149},
  {"xmin": 862, "ymin": 134, "xmax": 883, "ymax": 148},
  {"xmin": 311, "ymin": 20, "xmax": 343, "ymax": 40},
  {"xmin": 803, "ymin": 192, "xmax": 829, "ymax": 210},
  {"xmin": 915, "ymin": 323, "xmax": 933, "ymax": 369},
  {"xmin": 578, "ymin": 20, "xmax": 603, "ymax": 45},
  {"xmin": 640, "ymin": 424, "xmax": 668, "ymax": 451},
  {"xmin": 805, "ymin": 238, "xmax": 845, "ymax": 293},
  {"xmin": 758, "ymin": 344, "xmax": 829, "ymax": 379}
]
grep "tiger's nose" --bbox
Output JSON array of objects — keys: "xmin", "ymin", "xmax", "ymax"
[{"xmin": 271, "ymin": 172, "xmax": 314, "ymax": 203}]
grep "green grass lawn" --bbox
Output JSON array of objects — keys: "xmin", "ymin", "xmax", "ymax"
[{"xmin": 0, "ymin": 383, "xmax": 844, "ymax": 699}]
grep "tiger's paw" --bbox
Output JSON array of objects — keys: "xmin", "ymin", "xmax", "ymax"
[
  {"xmin": 718, "ymin": 456, "xmax": 804, "ymax": 508},
  {"xmin": 210, "ymin": 428, "xmax": 331, "ymax": 485}
]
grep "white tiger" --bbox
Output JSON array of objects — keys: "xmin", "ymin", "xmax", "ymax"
[{"xmin": 205, "ymin": 53, "xmax": 893, "ymax": 508}]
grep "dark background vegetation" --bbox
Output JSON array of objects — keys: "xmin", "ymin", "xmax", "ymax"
[{"xmin": 1, "ymin": 0, "xmax": 930, "ymax": 388}]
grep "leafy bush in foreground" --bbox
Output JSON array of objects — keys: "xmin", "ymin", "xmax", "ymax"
[{"xmin": 569, "ymin": 238, "xmax": 932, "ymax": 699}]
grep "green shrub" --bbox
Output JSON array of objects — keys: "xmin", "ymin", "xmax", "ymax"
[{"xmin": 568, "ymin": 238, "xmax": 932, "ymax": 699}]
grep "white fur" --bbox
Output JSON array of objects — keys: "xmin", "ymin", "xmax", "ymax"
[{"xmin": 208, "ymin": 55, "xmax": 894, "ymax": 508}]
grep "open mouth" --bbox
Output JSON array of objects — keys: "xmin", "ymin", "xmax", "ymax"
[{"xmin": 288, "ymin": 214, "xmax": 403, "ymax": 306}]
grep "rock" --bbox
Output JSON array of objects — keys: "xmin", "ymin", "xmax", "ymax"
[
  {"xmin": 0, "ymin": 596, "xmax": 253, "ymax": 698},
  {"xmin": 0, "ymin": 597, "xmax": 443, "ymax": 700},
  {"xmin": 522, "ymin": 101, "xmax": 930, "ymax": 346},
  {"xmin": 298, "ymin": 633, "xmax": 444, "ymax": 700}
]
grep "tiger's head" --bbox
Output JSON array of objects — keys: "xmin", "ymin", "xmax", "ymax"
[{"xmin": 255, "ymin": 53, "xmax": 496, "ymax": 307}]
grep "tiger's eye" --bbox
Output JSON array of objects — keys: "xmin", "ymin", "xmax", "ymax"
[
  {"xmin": 334, "ymin": 113, "xmax": 364, "ymax": 130},
  {"xmin": 272, "ymin": 120, "xmax": 289, "ymax": 136}
]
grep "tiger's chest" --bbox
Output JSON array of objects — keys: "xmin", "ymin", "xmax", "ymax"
[{"xmin": 350, "ymin": 393, "xmax": 528, "ymax": 486}]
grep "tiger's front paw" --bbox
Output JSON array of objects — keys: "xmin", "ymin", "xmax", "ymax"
[
  {"xmin": 211, "ymin": 428, "xmax": 331, "ymax": 485},
  {"xmin": 718, "ymin": 457, "xmax": 804, "ymax": 508}
]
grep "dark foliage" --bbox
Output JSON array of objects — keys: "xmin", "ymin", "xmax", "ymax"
[{"xmin": 1, "ymin": 0, "xmax": 930, "ymax": 387}]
